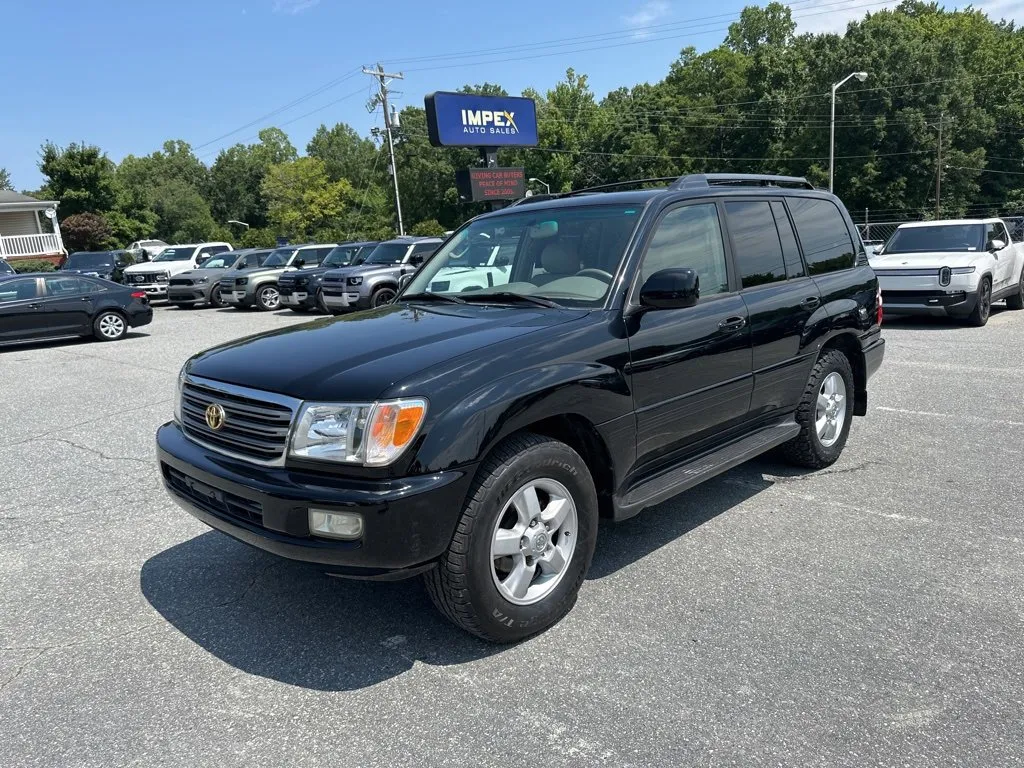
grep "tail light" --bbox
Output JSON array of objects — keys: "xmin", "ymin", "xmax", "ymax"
[
  {"xmin": 130, "ymin": 291, "xmax": 147, "ymax": 300},
  {"xmin": 876, "ymin": 284, "xmax": 883, "ymax": 327}
]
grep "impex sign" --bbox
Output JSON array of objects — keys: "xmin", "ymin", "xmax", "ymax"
[{"xmin": 425, "ymin": 92, "xmax": 539, "ymax": 147}]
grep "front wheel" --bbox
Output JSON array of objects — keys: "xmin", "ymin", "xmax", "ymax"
[
  {"xmin": 256, "ymin": 285, "xmax": 280, "ymax": 312},
  {"xmin": 93, "ymin": 310, "xmax": 127, "ymax": 342},
  {"xmin": 780, "ymin": 349, "xmax": 855, "ymax": 469},
  {"xmin": 424, "ymin": 433, "xmax": 598, "ymax": 643},
  {"xmin": 966, "ymin": 277, "xmax": 992, "ymax": 327},
  {"xmin": 208, "ymin": 289, "xmax": 225, "ymax": 309},
  {"xmin": 370, "ymin": 286, "xmax": 397, "ymax": 308}
]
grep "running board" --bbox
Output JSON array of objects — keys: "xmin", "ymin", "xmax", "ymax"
[{"xmin": 614, "ymin": 420, "xmax": 801, "ymax": 520}]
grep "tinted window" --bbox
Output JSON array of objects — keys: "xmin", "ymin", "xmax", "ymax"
[
  {"xmin": 211, "ymin": 245, "xmax": 230, "ymax": 254},
  {"xmin": 0, "ymin": 261, "xmax": 13, "ymax": 275},
  {"xmin": 0, "ymin": 278, "xmax": 40, "ymax": 302},
  {"xmin": 884, "ymin": 224, "xmax": 984, "ymax": 254},
  {"xmin": 247, "ymin": 251, "xmax": 272, "ymax": 267},
  {"xmin": 45, "ymin": 276, "xmax": 99, "ymax": 296},
  {"xmin": 725, "ymin": 201, "xmax": 786, "ymax": 289},
  {"xmin": 771, "ymin": 202, "xmax": 804, "ymax": 279},
  {"xmin": 641, "ymin": 203, "xmax": 729, "ymax": 297},
  {"xmin": 410, "ymin": 243, "xmax": 439, "ymax": 257},
  {"xmin": 787, "ymin": 198, "xmax": 856, "ymax": 275}
]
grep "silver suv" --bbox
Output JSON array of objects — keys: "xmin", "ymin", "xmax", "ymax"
[
  {"xmin": 320, "ymin": 237, "xmax": 442, "ymax": 312},
  {"xmin": 220, "ymin": 243, "xmax": 336, "ymax": 311}
]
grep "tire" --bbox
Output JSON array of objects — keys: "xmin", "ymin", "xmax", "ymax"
[
  {"xmin": 93, "ymin": 310, "xmax": 127, "ymax": 342},
  {"xmin": 424, "ymin": 433, "xmax": 598, "ymax": 643},
  {"xmin": 315, "ymin": 289, "xmax": 328, "ymax": 314},
  {"xmin": 256, "ymin": 284, "xmax": 280, "ymax": 312},
  {"xmin": 370, "ymin": 286, "xmax": 397, "ymax": 308},
  {"xmin": 208, "ymin": 289, "xmax": 225, "ymax": 309},
  {"xmin": 966, "ymin": 277, "xmax": 992, "ymax": 327},
  {"xmin": 1005, "ymin": 269, "xmax": 1024, "ymax": 310},
  {"xmin": 780, "ymin": 349, "xmax": 856, "ymax": 469}
]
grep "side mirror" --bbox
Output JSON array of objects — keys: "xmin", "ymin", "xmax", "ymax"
[
  {"xmin": 495, "ymin": 255, "xmax": 511, "ymax": 267},
  {"xmin": 294, "ymin": 257, "xmax": 305, "ymax": 268},
  {"xmin": 399, "ymin": 274, "xmax": 413, "ymax": 290},
  {"xmin": 410, "ymin": 254, "xmax": 425, "ymax": 267},
  {"xmin": 639, "ymin": 268, "xmax": 700, "ymax": 310},
  {"xmin": 989, "ymin": 238, "xmax": 1006, "ymax": 252}
]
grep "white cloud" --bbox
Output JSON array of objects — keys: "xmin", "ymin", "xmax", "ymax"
[
  {"xmin": 273, "ymin": 0, "xmax": 320, "ymax": 14},
  {"xmin": 623, "ymin": 1, "xmax": 671, "ymax": 37},
  {"xmin": 795, "ymin": 0, "xmax": 1024, "ymax": 35}
]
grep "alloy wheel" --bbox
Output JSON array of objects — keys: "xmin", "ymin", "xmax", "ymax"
[
  {"xmin": 98, "ymin": 313, "xmax": 125, "ymax": 339},
  {"xmin": 489, "ymin": 478, "xmax": 578, "ymax": 606},
  {"xmin": 815, "ymin": 372, "xmax": 847, "ymax": 448}
]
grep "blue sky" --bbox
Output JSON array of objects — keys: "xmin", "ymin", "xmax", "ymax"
[{"xmin": 2, "ymin": 0, "xmax": 1022, "ymax": 190}]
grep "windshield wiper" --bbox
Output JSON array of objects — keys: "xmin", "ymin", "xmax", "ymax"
[
  {"xmin": 460, "ymin": 291, "xmax": 562, "ymax": 308},
  {"xmin": 402, "ymin": 291, "xmax": 467, "ymax": 305}
]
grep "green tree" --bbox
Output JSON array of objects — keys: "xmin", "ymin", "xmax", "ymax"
[
  {"xmin": 38, "ymin": 142, "xmax": 118, "ymax": 217},
  {"xmin": 61, "ymin": 213, "xmax": 114, "ymax": 252},
  {"xmin": 307, "ymin": 123, "xmax": 378, "ymax": 184},
  {"xmin": 261, "ymin": 157, "xmax": 357, "ymax": 241},
  {"xmin": 0, "ymin": 167, "xmax": 12, "ymax": 191},
  {"xmin": 410, "ymin": 219, "xmax": 446, "ymax": 236}
]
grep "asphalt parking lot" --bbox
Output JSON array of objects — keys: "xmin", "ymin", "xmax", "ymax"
[{"xmin": 2, "ymin": 303, "xmax": 1023, "ymax": 767}]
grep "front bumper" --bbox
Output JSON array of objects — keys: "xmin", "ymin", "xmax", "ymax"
[
  {"xmin": 321, "ymin": 290, "xmax": 363, "ymax": 310},
  {"xmin": 222, "ymin": 289, "xmax": 253, "ymax": 307},
  {"xmin": 279, "ymin": 286, "xmax": 315, "ymax": 308},
  {"xmin": 126, "ymin": 281, "xmax": 168, "ymax": 298},
  {"xmin": 168, "ymin": 286, "xmax": 210, "ymax": 304},
  {"xmin": 881, "ymin": 289, "xmax": 976, "ymax": 317},
  {"xmin": 156, "ymin": 422, "xmax": 472, "ymax": 578}
]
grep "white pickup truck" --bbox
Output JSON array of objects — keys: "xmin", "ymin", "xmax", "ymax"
[
  {"xmin": 121, "ymin": 242, "xmax": 232, "ymax": 300},
  {"xmin": 870, "ymin": 218, "xmax": 1024, "ymax": 326}
]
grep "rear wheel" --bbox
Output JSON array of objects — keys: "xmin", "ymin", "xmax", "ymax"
[
  {"xmin": 1005, "ymin": 269, "xmax": 1024, "ymax": 310},
  {"xmin": 93, "ymin": 310, "xmax": 127, "ymax": 342},
  {"xmin": 370, "ymin": 286, "xmax": 397, "ymax": 308},
  {"xmin": 424, "ymin": 433, "xmax": 598, "ymax": 643},
  {"xmin": 780, "ymin": 349, "xmax": 855, "ymax": 469},
  {"xmin": 966, "ymin": 277, "xmax": 992, "ymax": 327},
  {"xmin": 256, "ymin": 284, "xmax": 280, "ymax": 312}
]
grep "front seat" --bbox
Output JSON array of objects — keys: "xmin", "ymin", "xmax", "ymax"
[{"xmin": 534, "ymin": 241, "xmax": 580, "ymax": 286}]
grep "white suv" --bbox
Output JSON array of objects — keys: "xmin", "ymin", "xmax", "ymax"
[
  {"xmin": 127, "ymin": 239, "xmax": 169, "ymax": 261},
  {"xmin": 122, "ymin": 242, "xmax": 233, "ymax": 299},
  {"xmin": 870, "ymin": 218, "xmax": 1024, "ymax": 326}
]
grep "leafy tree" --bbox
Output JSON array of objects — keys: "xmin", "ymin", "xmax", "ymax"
[
  {"xmin": 61, "ymin": 213, "xmax": 113, "ymax": 252},
  {"xmin": 0, "ymin": 168, "xmax": 12, "ymax": 191},
  {"xmin": 410, "ymin": 219, "xmax": 446, "ymax": 236},
  {"xmin": 307, "ymin": 123, "xmax": 377, "ymax": 184},
  {"xmin": 38, "ymin": 143, "xmax": 118, "ymax": 217},
  {"xmin": 151, "ymin": 179, "xmax": 218, "ymax": 243},
  {"xmin": 261, "ymin": 157, "xmax": 357, "ymax": 241}
]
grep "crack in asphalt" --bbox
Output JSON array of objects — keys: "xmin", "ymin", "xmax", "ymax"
[
  {"xmin": 0, "ymin": 649, "xmax": 47, "ymax": 696},
  {"xmin": 41, "ymin": 438, "xmax": 151, "ymax": 466},
  {"xmin": 765, "ymin": 460, "xmax": 881, "ymax": 484},
  {"xmin": 2, "ymin": 398, "xmax": 172, "ymax": 450}
]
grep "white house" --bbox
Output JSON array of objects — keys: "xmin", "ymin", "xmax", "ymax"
[{"xmin": 0, "ymin": 191, "xmax": 65, "ymax": 264}]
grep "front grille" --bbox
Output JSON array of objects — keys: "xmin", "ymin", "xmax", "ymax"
[
  {"xmin": 170, "ymin": 278, "xmax": 193, "ymax": 286},
  {"xmin": 163, "ymin": 465, "xmax": 264, "ymax": 526},
  {"xmin": 156, "ymin": 273, "xmax": 170, "ymax": 283},
  {"xmin": 321, "ymin": 277, "xmax": 345, "ymax": 295},
  {"xmin": 218, "ymin": 279, "xmax": 233, "ymax": 291},
  {"xmin": 130, "ymin": 274, "xmax": 149, "ymax": 284},
  {"xmin": 180, "ymin": 378, "xmax": 296, "ymax": 464}
]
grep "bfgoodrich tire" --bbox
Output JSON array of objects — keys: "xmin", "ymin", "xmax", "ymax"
[
  {"xmin": 424, "ymin": 433, "xmax": 598, "ymax": 643},
  {"xmin": 780, "ymin": 349, "xmax": 856, "ymax": 469}
]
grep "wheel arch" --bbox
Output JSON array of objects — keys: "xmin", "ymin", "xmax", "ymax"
[{"xmin": 818, "ymin": 331, "xmax": 866, "ymax": 416}]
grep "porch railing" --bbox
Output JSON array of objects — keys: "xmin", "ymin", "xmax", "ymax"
[{"xmin": 0, "ymin": 233, "xmax": 63, "ymax": 258}]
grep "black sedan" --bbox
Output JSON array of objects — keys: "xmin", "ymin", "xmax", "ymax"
[
  {"xmin": 60, "ymin": 250, "xmax": 135, "ymax": 283},
  {"xmin": 0, "ymin": 273, "xmax": 153, "ymax": 345}
]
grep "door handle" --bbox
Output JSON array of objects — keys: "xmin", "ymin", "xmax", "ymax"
[
  {"xmin": 801, "ymin": 296, "xmax": 821, "ymax": 309},
  {"xmin": 718, "ymin": 316, "xmax": 747, "ymax": 332},
  {"xmin": 81, "ymin": 297, "xmax": 92, "ymax": 302},
  {"xmin": 28, "ymin": 303, "xmax": 41, "ymax": 309}
]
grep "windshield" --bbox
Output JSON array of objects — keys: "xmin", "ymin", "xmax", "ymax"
[
  {"xmin": 403, "ymin": 205, "xmax": 642, "ymax": 307},
  {"xmin": 65, "ymin": 252, "xmax": 115, "ymax": 268},
  {"xmin": 198, "ymin": 256, "xmax": 231, "ymax": 270},
  {"xmin": 153, "ymin": 247, "xmax": 195, "ymax": 262},
  {"xmin": 884, "ymin": 225, "xmax": 985, "ymax": 254},
  {"xmin": 323, "ymin": 245, "xmax": 363, "ymax": 268},
  {"xmin": 364, "ymin": 243, "xmax": 410, "ymax": 265},
  {"xmin": 263, "ymin": 248, "xmax": 296, "ymax": 267}
]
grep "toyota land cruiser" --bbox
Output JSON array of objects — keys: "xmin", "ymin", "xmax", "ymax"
[{"xmin": 158, "ymin": 174, "xmax": 885, "ymax": 643}]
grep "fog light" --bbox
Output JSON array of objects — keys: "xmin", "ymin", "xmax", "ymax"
[{"xmin": 309, "ymin": 509, "xmax": 363, "ymax": 540}]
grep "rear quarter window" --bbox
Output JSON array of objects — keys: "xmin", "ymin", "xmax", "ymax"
[{"xmin": 787, "ymin": 197, "xmax": 857, "ymax": 275}]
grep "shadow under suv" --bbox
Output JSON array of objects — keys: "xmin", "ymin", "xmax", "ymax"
[{"xmin": 157, "ymin": 174, "xmax": 885, "ymax": 644}]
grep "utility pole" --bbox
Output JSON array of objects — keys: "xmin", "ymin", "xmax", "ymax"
[
  {"xmin": 363, "ymin": 64, "xmax": 405, "ymax": 236},
  {"xmin": 935, "ymin": 112, "xmax": 944, "ymax": 219}
]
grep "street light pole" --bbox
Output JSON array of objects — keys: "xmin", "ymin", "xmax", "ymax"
[
  {"xmin": 529, "ymin": 177, "xmax": 550, "ymax": 195},
  {"xmin": 227, "ymin": 220, "xmax": 250, "ymax": 230},
  {"xmin": 830, "ymin": 71, "xmax": 868, "ymax": 194}
]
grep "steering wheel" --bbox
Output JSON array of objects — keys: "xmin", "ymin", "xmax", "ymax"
[{"xmin": 575, "ymin": 268, "xmax": 614, "ymax": 283}]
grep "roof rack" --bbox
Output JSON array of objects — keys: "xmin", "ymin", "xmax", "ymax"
[{"xmin": 671, "ymin": 173, "xmax": 814, "ymax": 190}]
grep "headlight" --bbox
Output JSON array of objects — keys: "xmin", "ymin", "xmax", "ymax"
[
  {"xmin": 173, "ymin": 367, "xmax": 186, "ymax": 422},
  {"xmin": 347, "ymin": 276, "xmax": 363, "ymax": 286},
  {"xmin": 295, "ymin": 278, "xmax": 308, "ymax": 287},
  {"xmin": 237, "ymin": 278, "xmax": 248, "ymax": 285},
  {"xmin": 290, "ymin": 398, "xmax": 427, "ymax": 466},
  {"xmin": 196, "ymin": 277, "xmax": 209, "ymax": 284}
]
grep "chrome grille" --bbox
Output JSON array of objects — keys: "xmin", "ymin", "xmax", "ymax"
[{"xmin": 180, "ymin": 376, "xmax": 298, "ymax": 465}]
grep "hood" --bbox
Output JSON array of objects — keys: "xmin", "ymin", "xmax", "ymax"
[
  {"xmin": 124, "ymin": 262, "xmax": 177, "ymax": 274},
  {"xmin": 279, "ymin": 265, "xmax": 338, "ymax": 281},
  {"xmin": 870, "ymin": 250, "xmax": 985, "ymax": 270},
  {"xmin": 325, "ymin": 263, "xmax": 404, "ymax": 280},
  {"xmin": 173, "ymin": 268, "xmax": 231, "ymax": 281},
  {"xmin": 232, "ymin": 265, "xmax": 290, "ymax": 279},
  {"xmin": 187, "ymin": 304, "xmax": 580, "ymax": 402}
]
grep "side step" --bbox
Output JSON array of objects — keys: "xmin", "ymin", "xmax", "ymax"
[{"xmin": 614, "ymin": 420, "xmax": 801, "ymax": 520}]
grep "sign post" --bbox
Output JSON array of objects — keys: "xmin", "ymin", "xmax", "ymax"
[{"xmin": 424, "ymin": 92, "xmax": 539, "ymax": 209}]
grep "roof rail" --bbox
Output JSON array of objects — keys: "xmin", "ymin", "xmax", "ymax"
[{"xmin": 672, "ymin": 173, "xmax": 814, "ymax": 190}]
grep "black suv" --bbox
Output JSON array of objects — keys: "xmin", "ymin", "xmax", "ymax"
[
  {"xmin": 157, "ymin": 174, "xmax": 885, "ymax": 643},
  {"xmin": 278, "ymin": 241, "xmax": 378, "ymax": 313}
]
